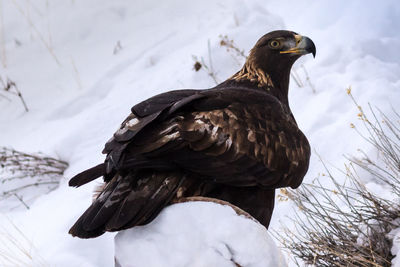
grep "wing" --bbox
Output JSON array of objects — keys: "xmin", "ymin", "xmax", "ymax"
[
  {"xmin": 70, "ymin": 87, "xmax": 310, "ymax": 189},
  {"xmin": 101, "ymin": 89, "xmax": 208, "ymax": 180},
  {"xmin": 68, "ymin": 87, "xmax": 310, "ymax": 238},
  {"xmin": 106, "ymin": 88, "xmax": 310, "ymax": 189},
  {"xmin": 69, "ymin": 89, "xmax": 205, "ymax": 187}
]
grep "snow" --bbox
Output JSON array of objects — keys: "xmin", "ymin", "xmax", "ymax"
[
  {"xmin": 390, "ymin": 223, "xmax": 400, "ymax": 267},
  {"xmin": 115, "ymin": 202, "xmax": 286, "ymax": 267},
  {"xmin": 1, "ymin": 0, "xmax": 400, "ymax": 266}
]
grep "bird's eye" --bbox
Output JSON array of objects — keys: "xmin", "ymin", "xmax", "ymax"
[{"xmin": 268, "ymin": 40, "xmax": 281, "ymax": 49}]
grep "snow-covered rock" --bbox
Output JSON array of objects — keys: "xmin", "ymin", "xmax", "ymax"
[{"xmin": 115, "ymin": 201, "xmax": 286, "ymax": 267}]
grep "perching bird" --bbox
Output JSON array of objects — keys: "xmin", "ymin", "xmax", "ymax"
[{"xmin": 69, "ymin": 30, "xmax": 315, "ymax": 238}]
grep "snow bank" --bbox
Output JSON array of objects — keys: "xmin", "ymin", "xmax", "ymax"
[{"xmin": 115, "ymin": 201, "xmax": 286, "ymax": 267}]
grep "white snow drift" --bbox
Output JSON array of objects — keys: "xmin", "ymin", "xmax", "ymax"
[{"xmin": 115, "ymin": 202, "xmax": 286, "ymax": 267}]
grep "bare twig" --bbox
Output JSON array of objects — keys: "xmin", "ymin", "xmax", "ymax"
[
  {"xmin": 207, "ymin": 40, "xmax": 218, "ymax": 83},
  {"xmin": 70, "ymin": 57, "xmax": 82, "ymax": 90},
  {"xmin": 219, "ymin": 35, "xmax": 246, "ymax": 59},
  {"xmin": 219, "ymin": 35, "xmax": 246, "ymax": 67},
  {"xmin": 301, "ymin": 64, "xmax": 316, "ymax": 93},
  {"xmin": 0, "ymin": 77, "xmax": 29, "ymax": 112},
  {"xmin": 3, "ymin": 181, "xmax": 59, "ymax": 196},
  {"xmin": 192, "ymin": 36, "xmax": 249, "ymax": 85},
  {"xmin": 290, "ymin": 70, "xmax": 304, "ymax": 88},
  {"xmin": 13, "ymin": 193, "xmax": 30, "ymax": 210},
  {"xmin": 0, "ymin": 0, "xmax": 6, "ymax": 68},
  {"xmin": 192, "ymin": 54, "xmax": 220, "ymax": 85}
]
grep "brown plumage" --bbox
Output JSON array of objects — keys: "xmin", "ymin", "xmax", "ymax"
[{"xmin": 69, "ymin": 30, "xmax": 316, "ymax": 238}]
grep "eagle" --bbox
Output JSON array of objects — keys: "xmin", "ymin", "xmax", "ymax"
[{"xmin": 69, "ymin": 30, "xmax": 315, "ymax": 238}]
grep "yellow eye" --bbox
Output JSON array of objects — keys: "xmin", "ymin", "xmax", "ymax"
[{"xmin": 269, "ymin": 40, "xmax": 281, "ymax": 49}]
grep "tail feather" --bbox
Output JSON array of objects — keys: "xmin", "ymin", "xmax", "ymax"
[
  {"xmin": 110, "ymin": 172, "xmax": 185, "ymax": 230},
  {"xmin": 69, "ymin": 163, "xmax": 106, "ymax": 187},
  {"xmin": 69, "ymin": 171, "xmax": 184, "ymax": 238},
  {"xmin": 83, "ymin": 175, "xmax": 131, "ymax": 231},
  {"xmin": 69, "ymin": 174, "xmax": 123, "ymax": 238}
]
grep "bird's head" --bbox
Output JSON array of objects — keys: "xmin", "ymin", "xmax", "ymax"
[
  {"xmin": 252, "ymin": 30, "xmax": 316, "ymax": 61},
  {"xmin": 229, "ymin": 30, "xmax": 316, "ymax": 98}
]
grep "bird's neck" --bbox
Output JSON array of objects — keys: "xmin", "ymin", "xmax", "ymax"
[
  {"xmin": 224, "ymin": 60, "xmax": 292, "ymax": 107},
  {"xmin": 229, "ymin": 61, "xmax": 274, "ymax": 89},
  {"xmin": 267, "ymin": 65, "xmax": 292, "ymax": 106}
]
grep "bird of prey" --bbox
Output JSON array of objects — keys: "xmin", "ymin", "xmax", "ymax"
[{"xmin": 69, "ymin": 30, "xmax": 315, "ymax": 238}]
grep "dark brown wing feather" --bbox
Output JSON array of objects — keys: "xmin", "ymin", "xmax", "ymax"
[
  {"xmin": 69, "ymin": 87, "xmax": 310, "ymax": 238},
  {"xmin": 126, "ymin": 91, "xmax": 309, "ymax": 188},
  {"xmin": 69, "ymin": 163, "xmax": 105, "ymax": 187},
  {"xmin": 131, "ymin": 89, "xmax": 201, "ymax": 117},
  {"xmin": 69, "ymin": 170, "xmax": 184, "ymax": 238}
]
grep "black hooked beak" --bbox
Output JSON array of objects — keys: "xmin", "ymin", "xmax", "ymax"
[{"xmin": 280, "ymin": 34, "xmax": 316, "ymax": 58}]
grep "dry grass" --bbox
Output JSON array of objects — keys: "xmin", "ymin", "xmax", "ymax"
[
  {"xmin": 0, "ymin": 77, "xmax": 29, "ymax": 112},
  {"xmin": 0, "ymin": 147, "xmax": 68, "ymax": 209},
  {"xmin": 0, "ymin": 215, "xmax": 48, "ymax": 267},
  {"xmin": 276, "ymin": 90, "xmax": 400, "ymax": 266},
  {"xmin": 192, "ymin": 39, "xmax": 221, "ymax": 85},
  {"xmin": 11, "ymin": 0, "xmax": 61, "ymax": 66},
  {"xmin": 0, "ymin": 0, "xmax": 7, "ymax": 68}
]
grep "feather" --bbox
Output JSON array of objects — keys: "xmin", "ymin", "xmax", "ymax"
[{"xmin": 68, "ymin": 163, "xmax": 105, "ymax": 187}]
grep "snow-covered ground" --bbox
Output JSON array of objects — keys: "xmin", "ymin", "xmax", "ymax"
[
  {"xmin": 115, "ymin": 202, "xmax": 286, "ymax": 267},
  {"xmin": 1, "ymin": 0, "xmax": 400, "ymax": 266}
]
